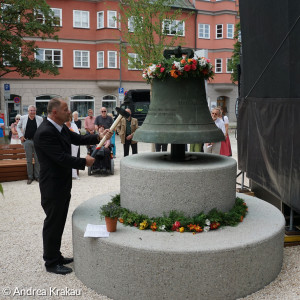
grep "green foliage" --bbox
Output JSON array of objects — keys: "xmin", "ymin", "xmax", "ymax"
[
  {"xmin": 0, "ymin": 183, "xmax": 3, "ymax": 196},
  {"xmin": 0, "ymin": 0, "xmax": 60, "ymax": 78},
  {"xmin": 119, "ymin": 0, "xmax": 193, "ymax": 71},
  {"xmin": 227, "ymin": 22, "xmax": 241, "ymax": 83},
  {"xmin": 100, "ymin": 202, "xmax": 122, "ymax": 218},
  {"xmin": 106, "ymin": 194, "xmax": 248, "ymax": 233}
]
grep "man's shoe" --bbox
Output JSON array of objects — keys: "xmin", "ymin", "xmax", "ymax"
[
  {"xmin": 60, "ymin": 257, "xmax": 74, "ymax": 265},
  {"xmin": 46, "ymin": 264, "xmax": 72, "ymax": 275},
  {"xmin": 27, "ymin": 179, "xmax": 33, "ymax": 185}
]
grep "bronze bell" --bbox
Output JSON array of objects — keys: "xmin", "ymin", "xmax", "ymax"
[{"xmin": 133, "ymin": 76, "xmax": 225, "ymax": 145}]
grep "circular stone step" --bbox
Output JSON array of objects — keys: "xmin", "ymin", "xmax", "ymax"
[
  {"xmin": 120, "ymin": 152, "xmax": 237, "ymax": 217},
  {"xmin": 72, "ymin": 192, "xmax": 285, "ymax": 300}
]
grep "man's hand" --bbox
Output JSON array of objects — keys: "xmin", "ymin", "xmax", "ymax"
[
  {"xmin": 99, "ymin": 129, "xmax": 113, "ymax": 140},
  {"xmin": 20, "ymin": 137, "xmax": 25, "ymax": 143},
  {"xmin": 126, "ymin": 134, "xmax": 132, "ymax": 140},
  {"xmin": 85, "ymin": 155, "xmax": 95, "ymax": 167}
]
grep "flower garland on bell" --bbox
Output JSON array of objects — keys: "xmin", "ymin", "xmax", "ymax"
[
  {"xmin": 107, "ymin": 195, "xmax": 248, "ymax": 234},
  {"xmin": 142, "ymin": 56, "xmax": 214, "ymax": 84}
]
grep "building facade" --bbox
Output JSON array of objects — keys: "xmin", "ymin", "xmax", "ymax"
[{"xmin": 1, "ymin": 0, "xmax": 239, "ymax": 128}]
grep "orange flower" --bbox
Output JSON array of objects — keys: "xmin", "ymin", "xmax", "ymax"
[
  {"xmin": 170, "ymin": 70, "xmax": 179, "ymax": 78},
  {"xmin": 180, "ymin": 59, "xmax": 186, "ymax": 64},
  {"xmin": 150, "ymin": 222, "xmax": 157, "ymax": 231},
  {"xmin": 119, "ymin": 218, "xmax": 124, "ymax": 223},
  {"xmin": 188, "ymin": 58, "xmax": 193, "ymax": 63},
  {"xmin": 240, "ymin": 216, "xmax": 244, "ymax": 222},
  {"xmin": 195, "ymin": 225, "xmax": 203, "ymax": 232}
]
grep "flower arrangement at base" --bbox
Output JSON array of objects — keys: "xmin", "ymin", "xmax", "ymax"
[
  {"xmin": 104, "ymin": 195, "xmax": 248, "ymax": 234},
  {"xmin": 142, "ymin": 56, "xmax": 214, "ymax": 84}
]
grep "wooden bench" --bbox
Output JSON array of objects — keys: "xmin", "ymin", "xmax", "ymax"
[{"xmin": 0, "ymin": 144, "xmax": 29, "ymax": 182}]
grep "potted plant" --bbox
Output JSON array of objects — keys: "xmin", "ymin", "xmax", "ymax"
[{"xmin": 100, "ymin": 201, "xmax": 121, "ymax": 232}]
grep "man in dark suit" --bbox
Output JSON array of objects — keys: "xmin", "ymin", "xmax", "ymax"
[{"xmin": 34, "ymin": 98, "xmax": 112, "ymax": 275}]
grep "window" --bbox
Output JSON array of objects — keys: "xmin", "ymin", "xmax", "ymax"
[
  {"xmin": 70, "ymin": 95, "xmax": 95, "ymax": 118},
  {"xmin": 51, "ymin": 8, "xmax": 62, "ymax": 26},
  {"xmin": 73, "ymin": 10, "xmax": 89, "ymax": 28},
  {"xmin": 97, "ymin": 51, "xmax": 104, "ymax": 68},
  {"xmin": 128, "ymin": 53, "xmax": 141, "ymax": 70},
  {"xmin": 36, "ymin": 49, "xmax": 62, "ymax": 67},
  {"xmin": 108, "ymin": 51, "xmax": 117, "ymax": 68},
  {"xmin": 163, "ymin": 20, "xmax": 185, "ymax": 36},
  {"xmin": 227, "ymin": 24, "xmax": 234, "ymax": 39},
  {"xmin": 73, "ymin": 50, "xmax": 90, "ymax": 68},
  {"xmin": 216, "ymin": 24, "xmax": 223, "ymax": 39},
  {"xmin": 226, "ymin": 58, "xmax": 233, "ymax": 73},
  {"xmin": 36, "ymin": 95, "xmax": 60, "ymax": 117},
  {"xmin": 128, "ymin": 16, "xmax": 135, "ymax": 32},
  {"xmin": 215, "ymin": 58, "xmax": 222, "ymax": 73},
  {"xmin": 102, "ymin": 95, "xmax": 117, "ymax": 114},
  {"xmin": 97, "ymin": 11, "xmax": 104, "ymax": 29},
  {"xmin": 108, "ymin": 11, "xmax": 117, "ymax": 28},
  {"xmin": 198, "ymin": 24, "xmax": 210, "ymax": 39}
]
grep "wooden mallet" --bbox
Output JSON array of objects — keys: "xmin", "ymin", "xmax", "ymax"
[{"xmin": 91, "ymin": 107, "xmax": 130, "ymax": 158}]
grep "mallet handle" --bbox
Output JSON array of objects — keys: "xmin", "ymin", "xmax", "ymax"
[{"xmin": 91, "ymin": 114, "xmax": 123, "ymax": 158}]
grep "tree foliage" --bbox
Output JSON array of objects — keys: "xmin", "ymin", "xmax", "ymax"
[
  {"xmin": 0, "ymin": 0, "xmax": 60, "ymax": 78},
  {"xmin": 227, "ymin": 22, "xmax": 240, "ymax": 83},
  {"xmin": 119, "ymin": 0, "xmax": 191, "ymax": 70}
]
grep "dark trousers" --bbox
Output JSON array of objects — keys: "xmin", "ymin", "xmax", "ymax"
[
  {"xmin": 155, "ymin": 144, "xmax": 168, "ymax": 152},
  {"xmin": 124, "ymin": 139, "xmax": 138, "ymax": 157},
  {"xmin": 41, "ymin": 193, "xmax": 71, "ymax": 267}
]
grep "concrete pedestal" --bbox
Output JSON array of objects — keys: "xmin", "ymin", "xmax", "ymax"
[
  {"xmin": 121, "ymin": 153, "xmax": 237, "ymax": 217},
  {"xmin": 72, "ymin": 193, "xmax": 285, "ymax": 300}
]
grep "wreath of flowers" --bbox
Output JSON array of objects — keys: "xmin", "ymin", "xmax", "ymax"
[
  {"xmin": 142, "ymin": 56, "xmax": 214, "ymax": 84},
  {"xmin": 102, "ymin": 195, "xmax": 248, "ymax": 234}
]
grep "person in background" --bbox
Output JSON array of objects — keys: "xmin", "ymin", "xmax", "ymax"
[
  {"xmin": 218, "ymin": 107, "xmax": 232, "ymax": 156},
  {"xmin": 155, "ymin": 144, "xmax": 168, "ymax": 152},
  {"xmin": 94, "ymin": 107, "xmax": 113, "ymax": 130},
  {"xmin": 98, "ymin": 125, "xmax": 111, "ymax": 171},
  {"xmin": 66, "ymin": 114, "xmax": 80, "ymax": 180},
  {"xmin": 10, "ymin": 114, "xmax": 22, "ymax": 144},
  {"xmin": 107, "ymin": 113, "xmax": 116, "ymax": 158},
  {"xmin": 117, "ymin": 108, "xmax": 139, "ymax": 157},
  {"xmin": 84, "ymin": 109, "xmax": 95, "ymax": 134},
  {"xmin": 72, "ymin": 111, "xmax": 81, "ymax": 133},
  {"xmin": 203, "ymin": 108, "xmax": 225, "ymax": 154},
  {"xmin": 0, "ymin": 116, "xmax": 4, "ymax": 138},
  {"xmin": 17, "ymin": 105, "xmax": 43, "ymax": 184}
]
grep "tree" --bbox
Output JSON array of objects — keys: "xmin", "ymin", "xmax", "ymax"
[
  {"xmin": 119, "ymin": 0, "xmax": 192, "ymax": 70},
  {"xmin": 227, "ymin": 22, "xmax": 241, "ymax": 83},
  {"xmin": 0, "ymin": 0, "xmax": 60, "ymax": 78}
]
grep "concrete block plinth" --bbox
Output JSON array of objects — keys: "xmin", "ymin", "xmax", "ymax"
[{"xmin": 72, "ymin": 193, "xmax": 285, "ymax": 300}]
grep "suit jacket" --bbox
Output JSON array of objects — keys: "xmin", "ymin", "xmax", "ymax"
[
  {"xmin": 117, "ymin": 117, "xmax": 139, "ymax": 144},
  {"xmin": 34, "ymin": 119, "xmax": 99, "ymax": 199},
  {"xmin": 17, "ymin": 114, "xmax": 43, "ymax": 138}
]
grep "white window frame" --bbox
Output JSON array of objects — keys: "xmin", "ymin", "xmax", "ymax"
[
  {"xmin": 227, "ymin": 24, "xmax": 234, "ymax": 39},
  {"xmin": 97, "ymin": 11, "xmax": 104, "ymax": 29},
  {"xmin": 215, "ymin": 58, "xmax": 222, "ymax": 73},
  {"xmin": 128, "ymin": 16, "xmax": 135, "ymax": 32},
  {"xmin": 226, "ymin": 58, "xmax": 233, "ymax": 73},
  {"xmin": 36, "ymin": 48, "xmax": 63, "ymax": 67},
  {"xmin": 97, "ymin": 51, "xmax": 104, "ymax": 68},
  {"xmin": 216, "ymin": 24, "xmax": 223, "ymax": 39},
  {"xmin": 128, "ymin": 53, "xmax": 141, "ymax": 70},
  {"xmin": 108, "ymin": 51, "xmax": 117, "ymax": 68},
  {"xmin": 73, "ymin": 50, "xmax": 90, "ymax": 68},
  {"xmin": 198, "ymin": 24, "xmax": 210, "ymax": 39},
  {"xmin": 163, "ymin": 19, "xmax": 185, "ymax": 36},
  {"xmin": 51, "ymin": 8, "xmax": 62, "ymax": 27},
  {"xmin": 107, "ymin": 10, "xmax": 117, "ymax": 28},
  {"xmin": 73, "ymin": 10, "xmax": 90, "ymax": 29}
]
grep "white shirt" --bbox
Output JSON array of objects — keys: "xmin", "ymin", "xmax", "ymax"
[
  {"xmin": 47, "ymin": 117, "xmax": 63, "ymax": 133},
  {"xmin": 215, "ymin": 118, "xmax": 226, "ymax": 135}
]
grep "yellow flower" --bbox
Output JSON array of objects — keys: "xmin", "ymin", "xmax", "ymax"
[
  {"xmin": 179, "ymin": 227, "xmax": 185, "ymax": 233},
  {"xmin": 139, "ymin": 220, "xmax": 148, "ymax": 230}
]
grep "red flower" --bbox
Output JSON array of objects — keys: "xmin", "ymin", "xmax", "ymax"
[
  {"xmin": 184, "ymin": 64, "xmax": 191, "ymax": 72},
  {"xmin": 191, "ymin": 64, "xmax": 197, "ymax": 71},
  {"xmin": 192, "ymin": 59, "xmax": 197, "ymax": 65},
  {"xmin": 160, "ymin": 67, "xmax": 165, "ymax": 73},
  {"xmin": 134, "ymin": 223, "xmax": 138, "ymax": 227}
]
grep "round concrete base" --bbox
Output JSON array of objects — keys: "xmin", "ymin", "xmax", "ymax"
[
  {"xmin": 121, "ymin": 153, "xmax": 237, "ymax": 217},
  {"xmin": 72, "ymin": 193, "xmax": 285, "ymax": 300}
]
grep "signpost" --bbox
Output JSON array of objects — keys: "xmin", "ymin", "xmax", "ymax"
[
  {"xmin": 118, "ymin": 87, "xmax": 124, "ymax": 103},
  {"xmin": 4, "ymin": 83, "xmax": 10, "ymax": 100}
]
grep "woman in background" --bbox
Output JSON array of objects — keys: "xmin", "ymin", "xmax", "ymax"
[
  {"xmin": 219, "ymin": 107, "xmax": 232, "ymax": 156},
  {"xmin": 10, "ymin": 114, "xmax": 22, "ymax": 144}
]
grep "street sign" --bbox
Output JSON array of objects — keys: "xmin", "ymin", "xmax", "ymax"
[
  {"xmin": 119, "ymin": 93, "xmax": 124, "ymax": 102},
  {"xmin": 13, "ymin": 96, "xmax": 20, "ymax": 104},
  {"xmin": 4, "ymin": 83, "xmax": 10, "ymax": 100},
  {"xmin": 118, "ymin": 87, "xmax": 124, "ymax": 94}
]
